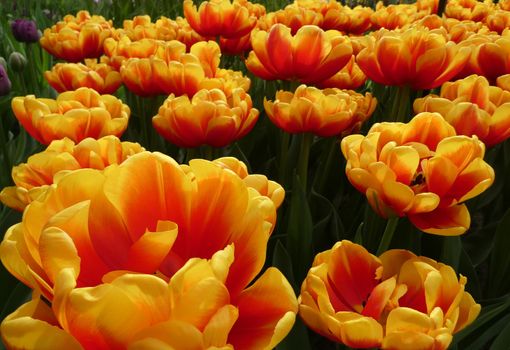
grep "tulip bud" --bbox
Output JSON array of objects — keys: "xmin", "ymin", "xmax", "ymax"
[
  {"xmin": 0, "ymin": 57, "xmax": 7, "ymax": 70},
  {"xmin": 11, "ymin": 19, "xmax": 41, "ymax": 43},
  {"xmin": 0, "ymin": 65, "xmax": 12, "ymax": 96},
  {"xmin": 8, "ymin": 52, "xmax": 27, "ymax": 72}
]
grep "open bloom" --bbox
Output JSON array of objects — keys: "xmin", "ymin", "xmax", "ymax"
[
  {"xmin": 183, "ymin": 0, "xmax": 260, "ymax": 38},
  {"xmin": 246, "ymin": 24, "xmax": 353, "ymax": 83},
  {"xmin": 1, "ymin": 245, "xmax": 297, "ymax": 350},
  {"xmin": 116, "ymin": 15, "xmax": 179, "ymax": 41},
  {"xmin": 341, "ymin": 112, "xmax": 494, "ymax": 235},
  {"xmin": 39, "ymin": 10, "xmax": 113, "ymax": 62},
  {"xmin": 153, "ymin": 88, "xmax": 258, "ymax": 147},
  {"xmin": 44, "ymin": 57, "xmax": 122, "ymax": 94},
  {"xmin": 11, "ymin": 87, "xmax": 130, "ymax": 144},
  {"xmin": 264, "ymin": 85, "xmax": 376, "ymax": 137},
  {"xmin": 316, "ymin": 56, "xmax": 367, "ymax": 90},
  {"xmin": 0, "ymin": 136, "xmax": 144, "ymax": 211},
  {"xmin": 444, "ymin": 0, "xmax": 494, "ymax": 21},
  {"xmin": 370, "ymin": 2, "xmax": 430, "ymax": 30},
  {"xmin": 0, "ymin": 152, "xmax": 283, "ymax": 299},
  {"xmin": 485, "ymin": 10, "xmax": 510, "ymax": 34},
  {"xmin": 299, "ymin": 240, "xmax": 480, "ymax": 349},
  {"xmin": 457, "ymin": 34, "xmax": 510, "ymax": 82},
  {"xmin": 356, "ymin": 28, "xmax": 471, "ymax": 89},
  {"xmin": 321, "ymin": 2, "xmax": 373, "ymax": 35},
  {"xmin": 258, "ymin": 5, "xmax": 324, "ymax": 35},
  {"xmin": 414, "ymin": 74, "xmax": 510, "ymax": 147}
]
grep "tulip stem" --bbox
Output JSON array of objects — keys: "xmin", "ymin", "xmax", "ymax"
[
  {"xmin": 391, "ymin": 85, "xmax": 411, "ymax": 123},
  {"xmin": 314, "ymin": 137, "xmax": 338, "ymax": 193},
  {"xmin": 377, "ymin": 216, "xmax": 399, "ymax": 255},
  {"xmin": 298, "ymin": 133, "xmax": 313, "ymax": 190},
  {"xmin": 0, "ymin": 117, "xmax": 11, "ymax": 187}
]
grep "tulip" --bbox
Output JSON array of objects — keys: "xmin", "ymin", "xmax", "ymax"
[
  {"xmin": 414, "ymin": 75, "xmax": 510, "ymax": 147},
  {"xmin": 118, "ymin": 15, "xmax": 179, "ymax": 41},
  {"xmin": 0, "ymin": 136, "xmax": 144, "ymax": 211},
  {"xmin": 456, "ymin": 34, "xmax": 510, "ymax": 81},
  {"xmin": 370, "ymin": 2, "xmax": 429, "ymax": 30},
  {"xmin": 299, "ymin": 240, "xmax": 480, "ymax": 349},
  {"xmin": 246, "ymin": 24, "xmax": 353, "ymax": 83},
  {"xmin": 11, "ymin": 87, "xmax": 130, "ymax": 144},
  {"xmin": 183, "ymin": 0, "xmax": 260, "ymax": 38},
  {"xmin": 258, "ymin": 5, "xmax": 324, "ymax": 35},
  {"xmin": 2, "ymin": 245, "xmax": 297, "ymax": 350},
  {"xmin": 174, "ymin": 16, "xmax": 212, "ymax": 50},
  {"xmin": 264, "ymin": 85, "xmax": 376, "ymax": 137},
  {"xmin": 497, "ymin": 73, "xmax": 510, "ymax": 91},
  {"xmin": 356, "ymin": 28, "xmax": 471, "ymax": 89},
  {"xmin": 499, "ymin": 0, "xmax": 510, "ymax": 10},
  {"xmin": 10, "ymin": 18, "xmax": 40, "ymax": 43},
  {"xmin": 316, "ymin": 56, "xmax": 367, "ymax": 90},
  {"xmin": 44, "ymin": 57, "xmax": 122, "ymax": 94},
  {"xmin": 153, "ymin": 88, "xmax": 259, "ymax": 148},
  {"xmin": 341, "ymin": 112, "xmax": 494, "ymax": 235},
  {"xmin": 0, "ymin": 64, "xmax": 12, "ymax": 96},
  {"xmin": 8, "ymin": 52, "xmax": 27, "ymax": 72},
  {"xmin": 485, "ymin": 10, "xmax": 510, "ymax": 34},
  {"xmin": 444, "ymin": 0, "xmax": 494, "ymax": 21},
  {"xmin": 0, "ymin": 152, "xmax": 282, "ymax": 300},
  {"xmin": 39, "ymin": 10, "xmax": 113, "ymax": 62},
  {"xmin": 321, "ymin": 2, "xmax": 373, "ymax": 35}
]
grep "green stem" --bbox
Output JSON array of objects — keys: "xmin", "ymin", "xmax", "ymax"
[
  {"xmin": 202, "ymin": 145, "xmax": 214, "ymax": 160},
  {"xmin": 315, "ymin": 137, "xmax": 338, "ymax": 193},
  {"xmin": 298, "ymin": 133, "xmax": 313, "ymax": 190},
  {"xmin": 390, "ymin": 85, "xmax": 411, "ymax": 123},
  {"xmin": 377, "ymin": 216, "xmax": 399, "ymax": 255},
  {"xmin": 0, "ymin": 117, "xmax": 12, "ymax": 187}
]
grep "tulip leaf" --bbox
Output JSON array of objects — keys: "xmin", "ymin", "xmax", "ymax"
[
  {"xmin": 439, "ymin": 236, "xmax": 461, "ymax": 270},
  {"xmin": 310, "ymin": 189, "xmax": 345, "ymax": 250},
  {"xmin": 276, "ymin": 318, "xmax": 311, "ymax": 350},
  {"xmin": 462, "ymin": 313, "xmax": 510, "ymax": 350},
  {"xmin": 272, "ymin": 240, "xmax": 296, "ymax": 292},
  {"xmin": 490, "ymin": 318, "xmax": 510, "ymax": 350},
  {"xmin": 458, "ymin": 246, "xmax": 482, "ymax": 300},
  {"xmin": 286, "ymin": 174, "xmax": 313, "ymax": 286},
  {"xmin": 488, "ymin": 208, "xmax": 510, "ymax": 297}
]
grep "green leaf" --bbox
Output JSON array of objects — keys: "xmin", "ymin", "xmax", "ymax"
[
  {"xmin": 440, "ymin": 236, "xmax": 461, "ymax": 270},
  {"xmin": 272, "ymin": 240, "xmax": 296, "ymax": 292},
  {"xmin": 463, "ymin": 313, "xmax": 510, "ymax": 350},
  {"xmin": 286, "ymin": 174, "xmax": 313, "ymax": 286},
  {"xmin": 276, "ymin": 318, "xmax": 311, "ymax": 350},
  {"xmin": 490, "ymin": 319, "xmax": 510, "ymax": 350},
  {"xmin": 488, "ymin": 208, "xmax": 510, "ymax": 297}
]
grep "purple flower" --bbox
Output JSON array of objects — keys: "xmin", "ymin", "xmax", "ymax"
[
  {"xmin": 11, "ymin": 19, "xmax": 40, "ymax": 43},
  {"xmin": 0, "ymin": 65, "xmax": 12, "ymax": 96}
]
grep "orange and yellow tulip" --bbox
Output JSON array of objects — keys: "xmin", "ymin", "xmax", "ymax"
[
  {"xmin": 174, "ymin": 16, "xmax": 213, "ymax": 49},
  {"xmin": 497, "ymin": 73, "xmax": 510, "ymax": 91},
  {"xmin": 153, "ymin": 87, "xmax": 258, "ymax": 147},
  {"xmin": 457, "ymin": 34, "xmax": 510, "ymax": 82},
  {"xmin": 299, "ymin": 240, "xmax": 480, "ymax": 349},
  {"xmin": 444, "ymin": 0, "xmax": 494, "ymax": 21},
  {"xmin": 246, "ymin": 24, "xmax": 353, "ymax": 83},
  {"xmin": 370, "ymin": 2, "xmax": 429, "ymax": 30},
  {"xmin": 499, "ymin": 0, "xmax": 510, "ymax": 10},
  {"xmin": 0, "ymin": 136, "xmax": 144, "ymax": 211},
  {"xmin": 264, "ymin": 85, "xmax": 376, "ymax": 137},
  {"xmin": 0, "ymin": 152, "xmax": 281, "ymax": 300},
  {"xmin": 1, "ymin": 245, "xmax": 297, "ymax": 350},
  {"xmin": 183, "ymin": 0, "xmax": 260, "ymax": 38},
  {"xmin": 116, "ymin": 15, "xmax": 179, "ymax": 41},
  {"xmin": 321, "ymin": 2, "xmax": 373, "ymax": 35},
  {"xmin": 44, "ymin": 57, "xmax": 122, "ymax": 94},
  {"xmin": 316, "ymin": 56, "xmax": 367, "ymax": 90},
  {"xmin": 258, "ymin": 5, "xmax": 324, "ymax": 35},
  {"xmin": 39, "ymin": 10, "xmax": 113, "ymax": 62},
  {"xmin": 356, "ymin": 28, "xmax": 471, "ymax": 89},
  {"xmin": 414, "ymin": 75, "xmax": 510, "ymax": 147},
  {"xmin": 341, "ymin": 112, "xmax": 494, "ymax": 235},
  {"xmin": 485, "ymin": 10, "xmax": 510, "ymax": 34},
  {"xmin": 11, "ymin": 87, "xmax": 130, "ymax": 145}
]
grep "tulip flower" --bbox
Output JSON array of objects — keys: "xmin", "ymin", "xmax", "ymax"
[
  {"xmin": 117, "ymin": 15, "xmax": 179, "ymax": 41},
  {"xmin": 174, "ymin": 16, "xmax": 212, "ymax": 50},
  {"xmin": 11, "ymin": 87, "xmax": 130, "ymax": 144},
  {"xmin": 8, "ymin": 52, "xmax": 27, "ymax": 72},
  {"xmin": 414, "ymin": 75, "xmax": 510, "ymax": 147},
  {"xmin": 457, "ymin": 34, "xmax": 510, "ymax": 82},
  {"xmin": 44, "ymin": 57, "xmax": 122, "ymax": 94},
  {"xmin": 299, "ymin": 240, "xmax": 480, "ymax": 349},
  {"xmin": 258, "ymin": 5, "xmax": 324, "ymax": 35},
  {"xmin": 499, "ymin": 0, "xmax": 510, "ymax": 10},
  {"xmin": 183, "ymin": 0, "xmax": 260, "ymax": 38},
  {"xmin": 497, "ymin": 73, "xmax": 510, "ymax": 91},
  {"xmin": 316, "ymin": 56, "xmax": 367, "ymax": 90},
  {"xmin": 246, "ymin": 24, "xmax": 353, "ymax": 83},
  {"xmin": 0, "ymin": 64, "xmax": 12, "ymax": 96},
  {"xmin": 0, "ymin": 136, "xmax": 144, "ymax": 211},
  {"xmin": 1, "ymin": 245, "xmax": 297, "ymax": 350},
  {"xmin": 321, "ymin": 2, "xmax": 373, "ymax": 35},
  {"xmin": 11, "ymin": 18, "xmax": 40, "ymax": 43},
  {"xmin": 39, "ymin": 10, "xmax": 113, "ymax": 62},
  {"xmin": 356, "ymin": 28, "xmax": 471, "ymax": 89},
  {"xmin": 0, "ymin": 152, "xmax": 282, "ymax": 300},
  {"xmin": 341, "ymin": 112, "xmax": 494, "ymax": 235},
  {"xmin": 444, "ymin": 0, "xmax": 494, "ymax": 21},
  {"xmin": 370, "ymin": 2, "xmax": 429, "ymax": 30},
  {"xmin": 153, "ymin": 88, "xmax": 258, "ymax": 148},
  {"xmin": 485, "ymin": 10, "xmax": 510, "ymax": 34},
  {"xmin": 264, "ymin": 85, "xmax": 376, "ymax": 137}
]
